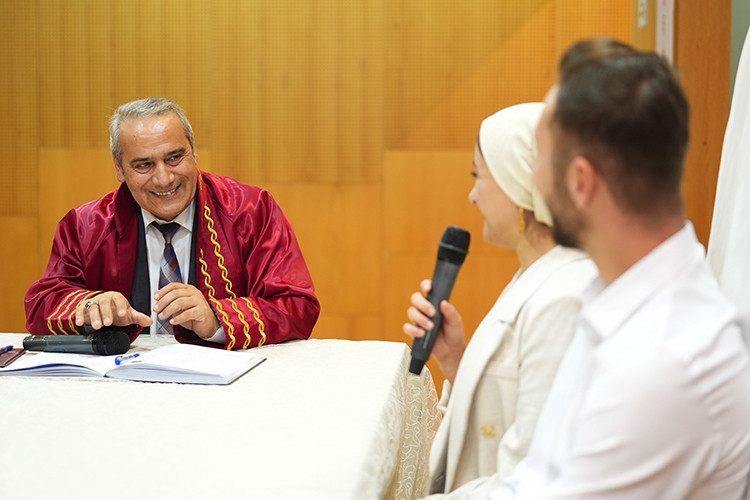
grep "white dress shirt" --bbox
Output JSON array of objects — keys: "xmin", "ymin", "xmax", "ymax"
[
  {"xmin": 446, "ymin": 223, "xmax": 750, "ymax": 499},
  {"xmin": 141, "ymin": 204, "xmax": 224, "ymax": 342}
]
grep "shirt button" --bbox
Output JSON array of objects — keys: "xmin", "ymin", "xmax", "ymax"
[{"xmin": 480, "ymin": 425, "xmax": 496, "ymax": 438}]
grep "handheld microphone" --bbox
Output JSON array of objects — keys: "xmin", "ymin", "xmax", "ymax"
[
  {"xmin": 409, "ymin": 226, "xmax": 470, "ymax": 375},
  {"xmin": 23, "ymin": 330, "xmax": 131, "ymax": 355}
]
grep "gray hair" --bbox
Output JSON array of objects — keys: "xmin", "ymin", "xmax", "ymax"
[{"xmin": 109, "ymin": 97, "xmax": 195, "ymax": 167}]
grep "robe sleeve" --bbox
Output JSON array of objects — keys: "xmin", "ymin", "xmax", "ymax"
[
  {"xmin": 25, "ymin": 210, "xmax": 102, "ymax": 336},
  {"xmin": 177, "ymin": 188, "xmax": 320, "ymax": 350},
  {"xmin": 24, "ymin": 209, "xmax": 141, "ymax": 342}
]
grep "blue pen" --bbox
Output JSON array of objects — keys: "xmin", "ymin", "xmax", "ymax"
[
  {"xmin": 0, "ymin": 345, "xmax": 13, "ymax": 355},
  {"xmin": 114, "ymin": 353, "xmax": 140, "ymax": 366}
]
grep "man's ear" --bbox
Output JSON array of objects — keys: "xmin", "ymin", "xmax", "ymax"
[
  {"xmin": 113, "ymin": 157, "xmax": 125, "ymax": 183},
  {"xmin": 566, "ymin": 155, "xmax": 598, "ymax": 210}
]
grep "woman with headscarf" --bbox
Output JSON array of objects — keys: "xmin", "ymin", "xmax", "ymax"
[{"xmin": 404, "ymin": 103, "xmax": 598, "ymax": 496}]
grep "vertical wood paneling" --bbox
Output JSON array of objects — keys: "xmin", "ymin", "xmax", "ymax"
[
  {"xmin": 184, "ymin": 1, "xmax": 214, "ymax": 149},
  {"xmin": 0, "ymin": 1, "xmax": 38, "ymax": 215},
  {"xmin": 555, "ymin": 0, "xmax": 632, "ymax": 56},
  {"xmin": 111, "ymin": 1, "xmax": 140, "ymax": 105},
  {"xmin": 38, "ymin": 148, "xmax": 120, "ymax": 268},
  {"xmin": 385, "ymin": 1, "xmax": 555, "ymax": 149},
  {"xmin": 675, "ymin": 0, "xmax": 731, "ymax": 245},
  {"xmin": 262, "ymin": 1, "xmax": 308, "ymax": 182},
  {"xmin": 0, "ymin": 1, "xmax": 39, "ymax": 327},
  {"xmin": 61, "ymin": 0, "xmax": 90, "ymax": 146},
  {"xmin": 262, "ymin": 182, "xmax": 383, "ymax": 317},
  {"xmin": 138, "ymin": 1, "xmax": 165, "ymax": 98},
  {"xmin": 339, "ymin": 1, "xmax": 365, "ymax": 182},
  {"xmin": 308, "ymin": 1, "xmax": 338, "ymax": 184},
  {"xmin": 0, "ymin": 217, "xmax": 40, "ymax": 331},
  {"xmin": 38, "ymin": 0, "xmax": 65, "ymax": 147},
  {"xmin": 630, "ymin": 0, "xmax": 732, "ymax": 245},
  {"xmin": 212, "ymin": 1, "xmax": 262, "ymax": 182},
  {"xmin": 163, "ymin": 0, "xmax": 189, "ymax": 108},
  {"xmin": 359, "ymin": 1, "xmax": 385, "ymax": 183},
  {"xmin": 89, "ymin": 0, "xmax": 114, "ymax": 147}
]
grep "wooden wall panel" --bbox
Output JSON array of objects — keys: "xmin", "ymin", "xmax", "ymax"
[
  {"xmin": 61, "ymin": 0, "xmax": 90, "ymax": 146},
  {"xmin": 554, "ymin": 1, "xmax": 632, "ymax": 55},
  {"xmin": 38, "ymin": 0, "xmax": 65, "ymax": 147},
  {"xmin": 260, "ymin": 183, "xmax": 383, "ymax": 341},
  {"xmin": 111, "ymin": 1, "xmax": 141, "ymax": 109},
  {"xmin": 676, "ymin": 0, "xmax": 732, "ymax": 245},
  {"xmin": 212, "ymin": 2, "xmax": 262, "ymax": 182},
  {"xmin": 385, "ymin": 1, "xmax": 554, "ymax": 149},
  {"xmin": 38, "ymin": 149, "xmax": 121, "ymax": 272},
  {"xmin": 631, "ymin": 0, "xmax": 732, "ymax": 245},
  {"xmin": 0, "ymin": 1, "xmax": 38, "ymax": 215},
  {"xmin": 0, "ymin": 217, "xmax": 39, "ymax": 332},
  {"xmin": 384, "ymin": 1, "xmax": 631, "ymax": 151},
  {"xmin": 89, "ymin": 1, "xmax": 115, "ymax": 144}
]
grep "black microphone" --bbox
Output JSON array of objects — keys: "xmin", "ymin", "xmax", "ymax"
[
  {"xmin": 409, "ymin": 226, "xmax": 470, "ymax": 375},
  {"xmin": 23, "ymin": 330, "xmax": 131, "ymax": 355}
]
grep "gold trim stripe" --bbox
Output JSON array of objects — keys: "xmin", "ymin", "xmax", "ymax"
[
  {"xmin": 228, "ymin": 298, "xmax": 252, "ymax": 349},
  {"xmin": 57, "ymin": 290, "xmax": 88, "ymax": 334},
  {"xmin": 199, "ymin": 250, "xmax": 217, "ymax": 300},
  {"xmin": 199, "ymin": 249, "xmax": 236, "ymax": 350},
  {"xmin": 48, "ymin": 289, "xmax": 87, "ymax": 335},
  {"xmin": 202, "ymin": 203, "xmax": 237, "ymax": 299},
  {"xmin": 201, "ymin": 202, "xmax": 244, "ymax": 350},
  {"xmin": 212, "ymin": 298, "xmax": 235, "ymax": 350},
  {"xmin": 243, "ymin": 298, "xmax": 267, "ymax": 347}
]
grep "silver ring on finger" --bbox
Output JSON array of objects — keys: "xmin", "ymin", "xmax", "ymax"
[{"xmin": 84, "ymin": 300, "xmax": 98, "ymax": 311}]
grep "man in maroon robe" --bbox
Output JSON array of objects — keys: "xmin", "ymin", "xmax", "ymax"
[{"xmin": 25, "ymin": 97, "xmax": 320, "ymax": 350}]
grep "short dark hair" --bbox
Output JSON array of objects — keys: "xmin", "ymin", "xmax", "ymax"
[{"xmin": 553, "ymin": 38, "xmax": 690, "ymax": 216}]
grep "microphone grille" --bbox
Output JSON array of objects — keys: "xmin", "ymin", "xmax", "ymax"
[
  {"xmin": 437, "ymin": 226, "xmax": 470, "ymax": 264},
  {"xmin": 92, "ymin": 330, "xmax": 131, "ymax": 355}
]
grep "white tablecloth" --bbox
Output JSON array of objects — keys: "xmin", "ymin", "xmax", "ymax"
[{"xmin": 0, "ymin": 333, "xmax": 440, "ymax": 500}]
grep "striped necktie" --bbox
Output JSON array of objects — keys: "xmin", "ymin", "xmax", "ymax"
[{"xmin": 154, "ymin": 222, "xmax": 182, "ymax": 335}]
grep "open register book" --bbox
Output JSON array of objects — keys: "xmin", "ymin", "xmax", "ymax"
[{"xmin": 0, "ymin": 343, "xmax": 264, "ymax": 385}]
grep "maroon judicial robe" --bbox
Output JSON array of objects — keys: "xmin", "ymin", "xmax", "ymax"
[{"xmin": 25, "ymin": 171, "xmax": 320, "ymax": 350}]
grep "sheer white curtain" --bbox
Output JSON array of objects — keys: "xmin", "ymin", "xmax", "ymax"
[{"xmin": 707, "ymin": 25, "xmax": 750, "ymax": 347}]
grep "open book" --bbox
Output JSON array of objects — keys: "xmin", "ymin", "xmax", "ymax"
[{"xmin": 0, "ymin": 343, "xmax": 264, "ymax": 385}]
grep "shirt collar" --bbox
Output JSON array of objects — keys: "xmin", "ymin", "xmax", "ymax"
[
  {"xmin": 579, "ymin": 222, "xmax": 704, "ymax": 344},
  {"xmin": 141, "ymin": 198, "xmax": 195, "ymax": 233}
]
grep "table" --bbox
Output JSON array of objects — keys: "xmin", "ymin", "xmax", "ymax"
[{"xmin": 0, "ymin": 333, "xmax": 440, "ymax": 500}]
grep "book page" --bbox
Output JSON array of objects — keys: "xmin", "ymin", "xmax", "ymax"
[
  {"xmin": 0, "ymin": 351, "xmax": 117, "ymax": 377},
  {"xmin": 108, "ymin": 344, "xmax": 264, "ymax": 384}
]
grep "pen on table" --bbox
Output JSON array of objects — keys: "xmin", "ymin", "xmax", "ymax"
[
  {"xmin": 0, "ymin": 345, "xmax": 13, "ymax": 354},
  {"xmin": 115, "ymin": 353, "xmax": 140, "ymax": 366}
]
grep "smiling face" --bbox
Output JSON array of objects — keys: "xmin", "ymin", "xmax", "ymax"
[
  {"xmin": 469, "ymin": 142, "xmax": 520, "ymax": 248},
  {"xmin": 114, "ymin": 111, "xmax": 198, "ymax": 221}
]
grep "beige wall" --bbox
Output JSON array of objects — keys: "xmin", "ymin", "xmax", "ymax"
[{"xmin": 0, "ymin": 0, "xmax": 728, "ymax": 386}]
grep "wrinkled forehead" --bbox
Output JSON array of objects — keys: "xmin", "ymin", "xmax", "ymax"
[{"xmin": 120, "ymin": 115, "xmax": 191, "ymax": 159}]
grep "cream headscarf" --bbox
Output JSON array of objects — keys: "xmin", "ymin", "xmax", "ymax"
[{"xmin": 478, "ymin": 102, "xmax": 553, "ymax": 227}]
